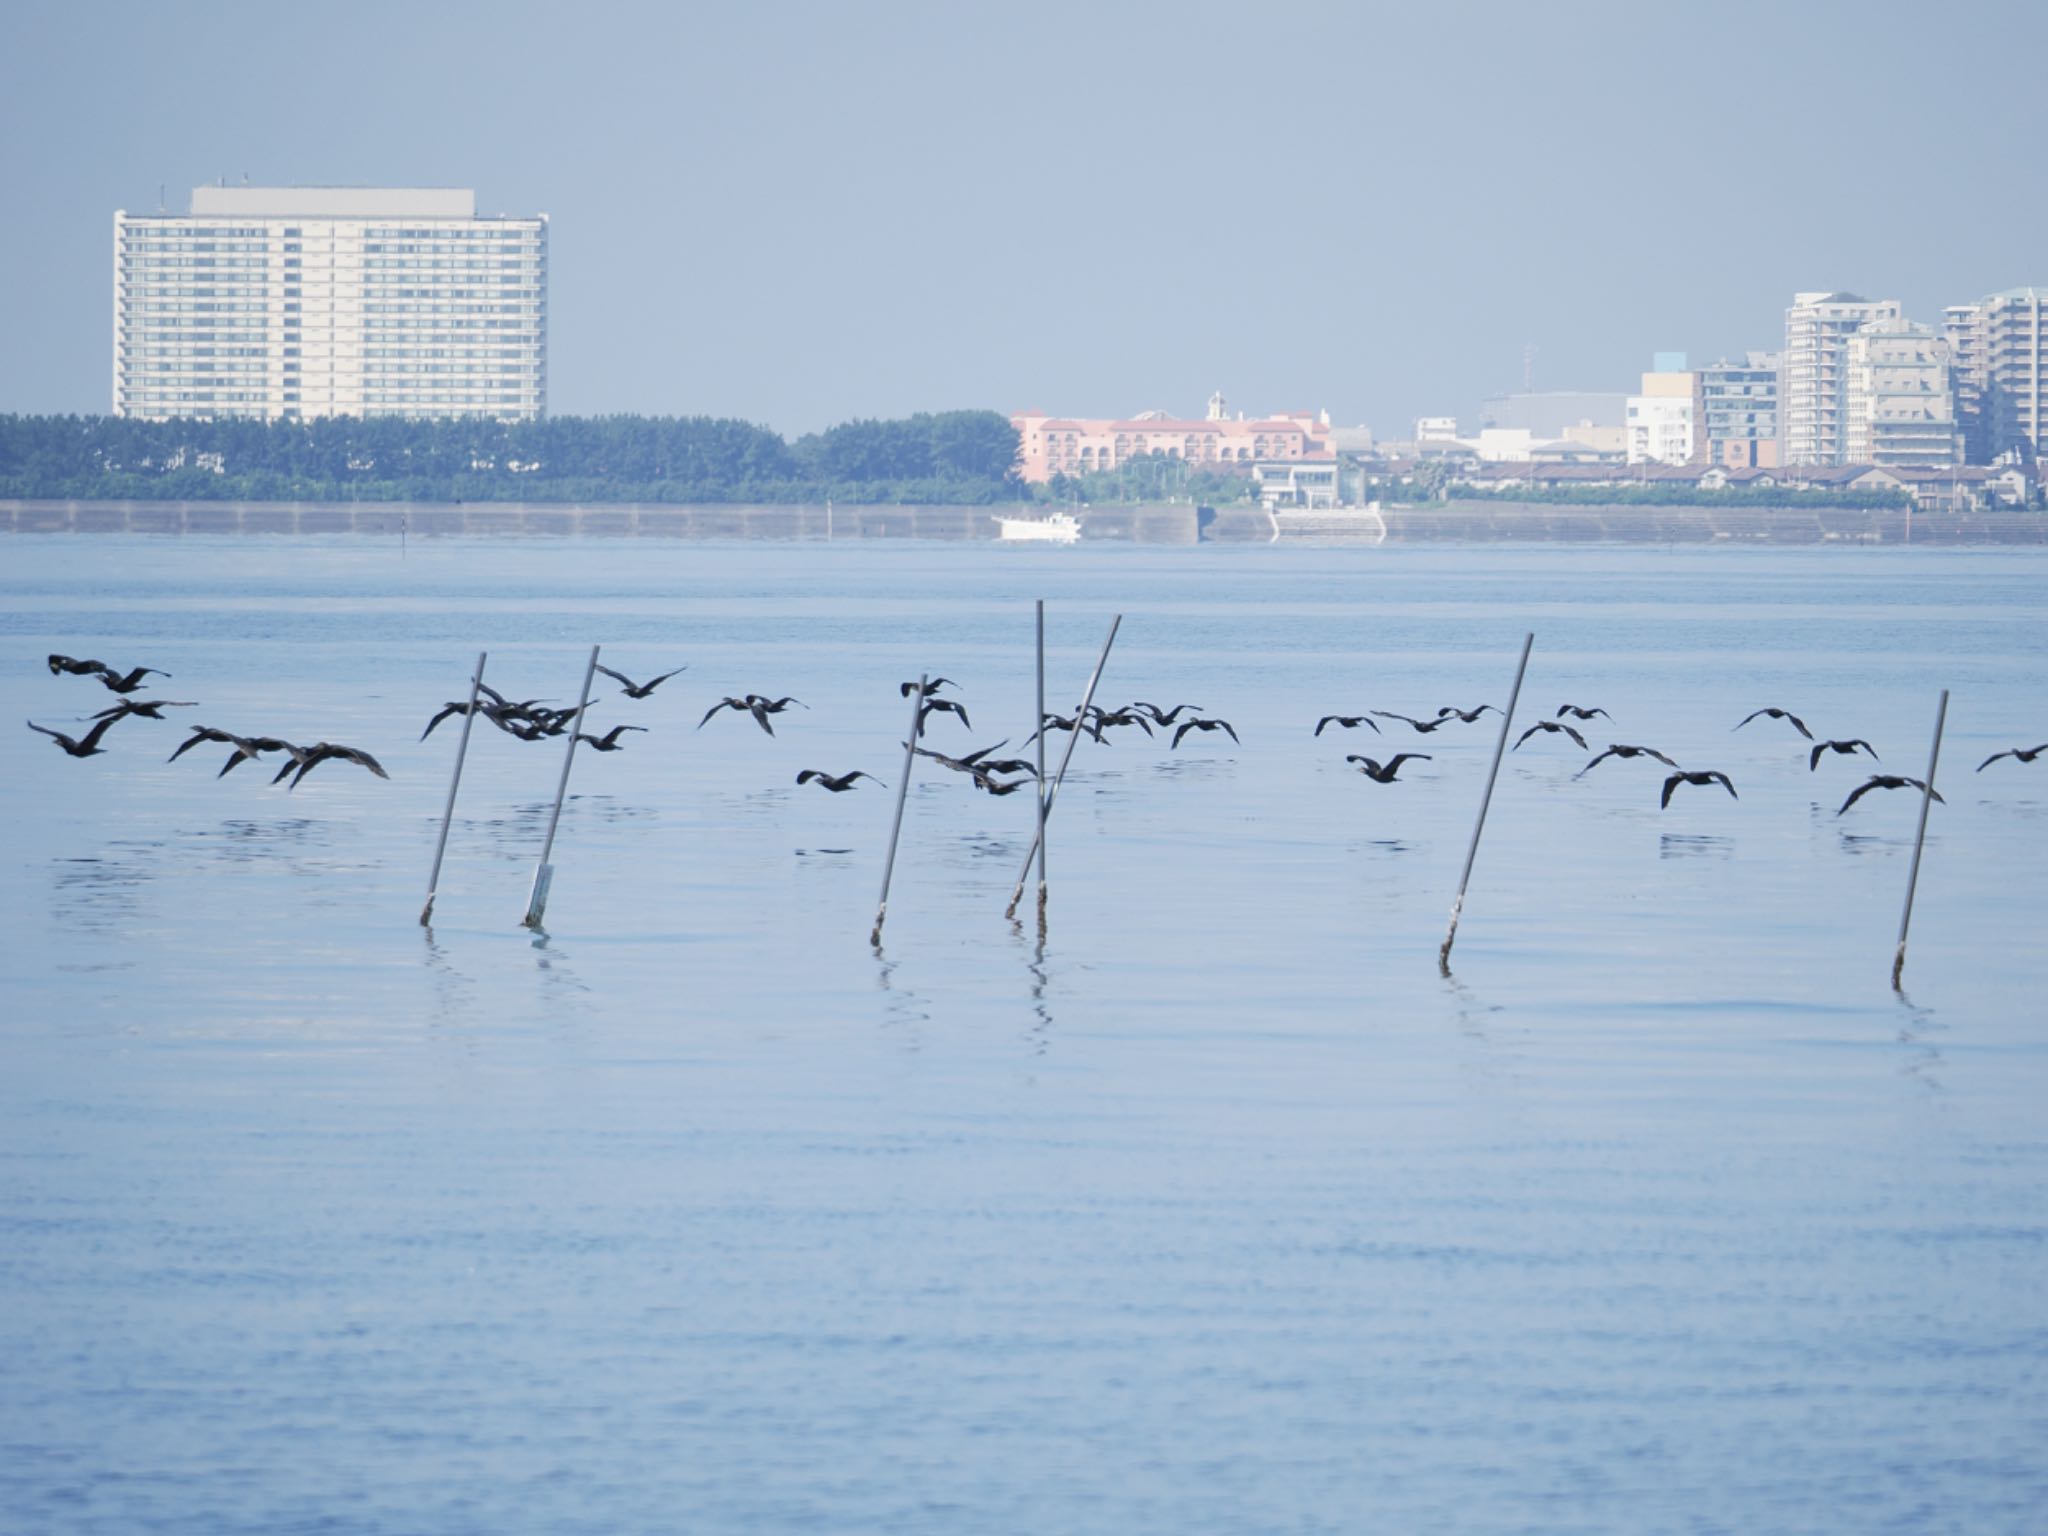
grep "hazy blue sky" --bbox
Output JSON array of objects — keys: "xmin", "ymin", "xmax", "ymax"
[{"xmin": 4, "ymin": 0, "xmax": 2044, "ymax": 435}]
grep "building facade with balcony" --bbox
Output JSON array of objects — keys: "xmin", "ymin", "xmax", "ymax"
[
  {"xmin": 1843, "ymin": 321, "xmax": 1960, "ymax": 468},
  {"xmin": 1696, "ymin": 353, "xmax": 1780, "ymax": 467},
  {"xmin": 1947, "ymin": 287, "xmax": 2046, "ymax": 465},
  {"xmin": 114, "ymin": 186, "xmax": 547, "ymax": 421},
  {"xmin": 1625, "ymin": 366, "xmax": 1696, "ymax": 465},
  {"xmin": 1782, "ymin": 291, "xmax": 1902, "ymax": 465}
]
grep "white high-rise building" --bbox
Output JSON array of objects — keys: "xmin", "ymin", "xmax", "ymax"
[
  {"xmin": 114, "ymin": 186, "xmax": 547, "ymax": 421},
  {"xmin": 1781, "ymin": 291, "xmax": 1902, "ymax": 465},
  {"xmin": 1946, "ymin": 287, "xmax": 2047, "ymax": 465}
]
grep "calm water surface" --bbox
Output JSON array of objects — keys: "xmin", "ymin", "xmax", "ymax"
[{"xmin": 3, "ymin": 535, "xmax": 2046, "ymax": 1533}]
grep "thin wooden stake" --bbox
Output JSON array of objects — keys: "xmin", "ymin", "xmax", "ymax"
[
  {"xmin": 1892, "ymin": 688, "xmax": 1948, "ymax": 990},
  {"xmin": 522, "ymin": 644, "xmax": 600, "ymax": 929},
  {"xmin": 1006, "ymin": 614, "xmax": 1121, "ymax": 919},
  {"xmin": 420, "ymin": 649, "xmax": 486, "ymax": 926},
  {"xmin": 1438, "ymin": 631, "xmax": 1534, "ymax": 973},
  {"xmin": 871, "ymin": 673, "xmax": 926, "ymax": 947},
  {"xmin": 1034, "ymin": 599, "xmax": 1048, "ymax": 922}
]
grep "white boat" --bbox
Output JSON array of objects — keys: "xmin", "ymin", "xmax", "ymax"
[{"xmin": 993, "ymin": 510, "xmax": 1082, "ymax": 543}]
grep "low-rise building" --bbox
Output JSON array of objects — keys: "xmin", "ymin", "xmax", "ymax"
[{"xmin": 1011, "ymin": 399, "xmax": 1330, "ymax": 482}]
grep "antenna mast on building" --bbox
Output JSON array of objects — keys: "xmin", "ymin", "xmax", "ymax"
[{"xmin": 1523, "ymin": 341, "xmax": 1537, "ymax": 393}]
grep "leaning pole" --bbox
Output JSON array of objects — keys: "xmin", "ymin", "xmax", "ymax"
[
  {"xmin": 1438, "ymin": 632, "xmax": 1534, "ymax": 973},
  {"xmin": 420, "ymin": 649, "xmax": 487, "ymax": 926},
  {"xmin": 522, "ymin": 645, "xmax": 600, "ymax": 929},
  {"xmin": 1891, "ymin": 688, "xmax": 1949, "ymax": 990}
]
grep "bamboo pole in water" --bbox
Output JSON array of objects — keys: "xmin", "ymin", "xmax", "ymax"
[
  {"xmin": 1034, "ymin": 600, "xmax": 1048, "ymax": 923},
  {"xmin": 1891, "ymin": 688, "xmax": 1949, "ymax": 990},
  {"xmin": 1006, "ymin": 614, "xmax": 1121, "ymax": 920},
  {"xmin": 870, "ymin": 674, "xmax": 927, "ymax": 948},
  {"xmin": 522, "ymin": 645, "xmax": 600, "ymax": 929},
  {"xmin": 1438, "ymin": 632, "xmax": 1534, "ymax": 973},
  {"xmin": 420, "ymin": 650, "xmax": 486, "ymax": 926}
]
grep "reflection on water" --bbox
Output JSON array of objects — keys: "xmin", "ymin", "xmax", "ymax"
[
  {"xmin": 6, "ymin": 536, "xmax": 2048, "ymax": 1536},
  {"xmin": 1659, "ymin": 832, "xmax": 1733, "ymax": 860}
]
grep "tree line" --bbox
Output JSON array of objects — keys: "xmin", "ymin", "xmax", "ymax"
[{"xmin": 0, "ymin": 411, "xmax": 1032, "ymax": 504}]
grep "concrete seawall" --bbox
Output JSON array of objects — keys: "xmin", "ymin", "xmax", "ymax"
[
  {"xmin": 0, "ymin": 500, "xmax": 1203, "ymax": 542},
  {"xmin": 4, "ymin": 498, "xmax": 2042, "ymax": 545}
]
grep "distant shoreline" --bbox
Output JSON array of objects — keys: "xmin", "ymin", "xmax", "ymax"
[{"xmin": 4, "ymin": 499, "xmax": 2044, "ymax": 546}]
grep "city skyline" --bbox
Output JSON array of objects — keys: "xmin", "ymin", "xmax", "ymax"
[{"xmin": 5, "ymin": 0, "xmax": 2046, "ymax": 436}]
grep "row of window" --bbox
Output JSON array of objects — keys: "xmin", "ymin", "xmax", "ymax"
[
  {"xmin": 364, "ymin": 228, "xmax": 540, "ymax": 242},
  {"xmin": 361, "ymin": 363, "xmax": 538, "ymax": 375}
]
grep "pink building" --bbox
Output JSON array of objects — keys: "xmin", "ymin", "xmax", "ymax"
[{"xmin": 1011, "ymin": 401, "xmax": 1330, "ymax": 483}]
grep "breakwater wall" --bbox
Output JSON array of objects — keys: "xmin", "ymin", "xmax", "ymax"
[{"xmin": 4, "ymin": 498, "xmax": 2043, "ymax": 545}]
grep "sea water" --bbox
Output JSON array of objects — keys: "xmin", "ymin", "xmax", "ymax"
[{"xmin": 2, "ymin": 534, "xmax": 2045, "ymax": 1533}]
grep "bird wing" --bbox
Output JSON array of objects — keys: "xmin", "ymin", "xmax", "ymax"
[
  {"xmin": 1315, "ymin": 716, "xmax": 1336, "ymax": 736},
  {"xmin": 1808, "ymin": 742, "xmax": 1826, "ymax": 772},
  {"xmin": 748, "ymin": 703, "xmax": 775, "ymax": 735},
  {"xmin": 340, "ymin": 747, "xmax": 389, "ymax": 779},
  {"xmin": 1171, "ymin": 721, "xmax": 1196, "ymax": 749},
  {"xmin": 796, "ymin": 770, "xmax": 820, "ymax": 785},
  {"xmin": 1784, "ymin": 712, "xmax": 1812, "ymax": 739},
  {"xmin": 952, "ymin": 703, "xmax": 973, "ymax": 731},
  {"xmin": 697, "ymin": 700, "xmax": 734, "ymax": 729},
  {"xmin": 1562, "ymin": 723, "xmax": 1587, "ymax": 750},
  {"xmin": 1513, "ymin": 724, "xmax": 1541, "ymax": 750},
  {"xmin": 1849, "ymin": 739, "xmax": 1877, "ymax": 760},
  {"xmin": 76, "ymin": 716, "xmax": 122, "ymax": 753},
  {"xmin": 26, "ymin": 719, "xmax": 70, "ymax": 745},
  {"xmin": 1389, "ymin": 753, "xmax": 1430, "ymax": 772},
  {"xmin": 593, "ymin": 663, "xmax": 635, "ymax": 690},
  {"xmin": 1369, "ymin": 711, "xmax": 1416, "ymax": 728},
  {"xmin": 1734, "ymin": 709, "xmax": 1767, "ymax": 730},
  {"xmin": 168, "ymin": 727, "xmax": 223, "ymax": 762},
  {"xmin": 422, "ymin": 703, "xmax": 467, "ymax": 740},
  {"xmin": 1977, "ymin": 750, "xmax": 2011, "ymax": 771},
  {"xmin": 1576, "ymin": 748, "xmax": 1618, "ymax": 778},
  {"xmin": 1219, "ymin": 720, "xmax": 1239, "ymax": 743},
  {"xmin": 1836, "ymin": 779, "xmax": 1880, "ymax": 815},
  {"xmin": 1661, "ymin": 773, "xmax": 1684, "ymax": 809},
  {"xmin": 1708, "ymin": 771, "xmax": 1736, "ymax": 798}
]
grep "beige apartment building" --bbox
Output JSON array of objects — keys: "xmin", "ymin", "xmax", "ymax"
[
  {"xmin": 1843, "ymin": 321, "xmax": 1960, "ymax": 468},
  {"xmin": 114, "ymin": 186, "xmax": 547, "ymax": 421}
]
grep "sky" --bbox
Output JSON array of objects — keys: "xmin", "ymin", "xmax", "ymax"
[{"xmin": 3, "ymin": 0, "xmax": 2045, "ymax": 437}]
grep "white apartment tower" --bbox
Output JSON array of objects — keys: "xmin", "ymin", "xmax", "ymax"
[
  {"xmin": 114, "ymin": 186, "xmax": 546, "ymax": 421},
  {"xmin": 1843, "ymin": 321, "xmax": 1960, "ymax": 469},
  {"xmin": 1781, "ymin": 291, "xmax": 1902, "ymax": 465},
  {"xmin": 1946, "ymin": 287, "xmax": 2046, "ymax": 465}
]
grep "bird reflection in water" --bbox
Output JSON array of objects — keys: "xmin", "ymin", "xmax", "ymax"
[{"xmin": 1659, "ymin": 833, "xmax": 1733, "ymax": 860}]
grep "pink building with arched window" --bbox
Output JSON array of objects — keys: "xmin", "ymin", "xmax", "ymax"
[{"xmin": 1011, "ymin": 401, "xmax": 1330, "ymax": 482}]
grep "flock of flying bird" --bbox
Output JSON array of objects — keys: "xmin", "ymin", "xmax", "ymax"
[{"xmin": 27, "ymin": 653, "xmax": 2048, "ymax": 821}]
